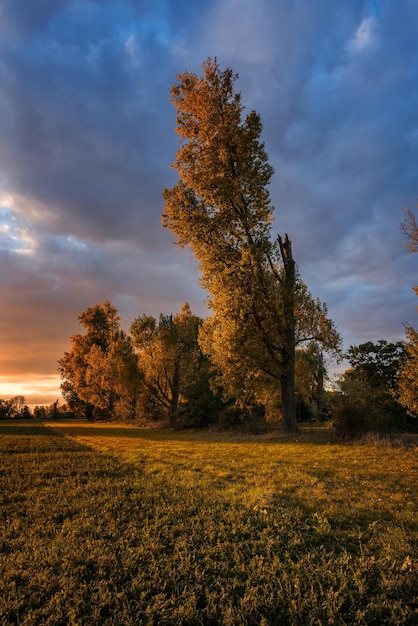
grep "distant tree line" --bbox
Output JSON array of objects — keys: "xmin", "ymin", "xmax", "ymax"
[
  {"xmin": 0, "ymin": 396, "xmax": 32, "ymax": 420},
  {"xmin": 0, "ymin": 397, "xmax": 70, "ymax": 420}
]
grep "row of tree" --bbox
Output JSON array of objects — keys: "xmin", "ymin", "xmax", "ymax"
[
  {"xmin": 59, "ymin": 301, "xmax": 220, "ymax": 428},
  {"xmin": 56, "ymin": 298, "xmax": 416, "ymax": 436},
  {"xmin": 3, "ymin": 327, "xmax": 415, "ymax": 437},
  {"xmin": 0, "ymin": 397, "xmax": 67, "ymax": 420},
  {"xmin": 0, "ymin": 396, "xmax": 32, "ymax": 420},
  {"xmin": 58, "ymin": 298, "xmax": 327, "ymax": 428}
]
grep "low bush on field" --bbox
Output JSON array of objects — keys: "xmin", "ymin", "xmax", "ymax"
[{"xmin": 0, "ymin": 422, "xmax": 417, "ymax": 625}]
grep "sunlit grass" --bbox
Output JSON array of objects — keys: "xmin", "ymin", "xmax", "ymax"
[{"xmin": 1, "ymin": 420, "xmax": 417, "ymax": 624}]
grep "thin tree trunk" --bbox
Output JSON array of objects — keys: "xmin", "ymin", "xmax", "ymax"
[
  {"xmin": 170, "ymin": 358, "xmax": 180, "ymax": 429},
  {"xmin": 278, "ymin": 234, "xmax": 298, "ymax": 434},
  {"xmin": 281, "ymin": 354, "xmax": 297, "ymax": 434},
  {"xmin": 316, "ymin": 347, "xmax": 325, "ymax": 415}
]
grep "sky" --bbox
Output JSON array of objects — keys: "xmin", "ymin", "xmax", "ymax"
[{"xmin": 0, "ymin": 0, "xmax": 417, "ymax": 407}]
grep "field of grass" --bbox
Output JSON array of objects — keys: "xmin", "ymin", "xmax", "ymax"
[{"xmin": 0, "ymin": 420, "xmax": 417, "ymax": 625}]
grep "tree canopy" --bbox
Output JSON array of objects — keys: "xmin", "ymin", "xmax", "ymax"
[
  {"xmin": 130, "ymin": 303, "xmax": 211, "ymax": 428},
  {"xmin": 58, "ymin": 301, "xmax": 140, "ymax": 421},
  {"xmin": 59, "ymin": 301, "xmax": 222, "ymax": 427},
  {"xmin": 345, "ymin": 340, "xmax": 404, "ymax": 389},
  {"xmin": 396, "ymin": 206, "xmax": 418, "ymax": 417},
  {"xmin": 395, "ymin": 326, "xmax": 418, "ymax": 417},
  {"xmin": 162, "ymin": 57, "xmax": 341, "ymax": 433},
  {"xmin": 401, "ymin": 207, "xmax": 418, "ymax": 255}
]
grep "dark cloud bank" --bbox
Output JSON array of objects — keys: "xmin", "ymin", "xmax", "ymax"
[{"xmin": 0, "ymin": 0, "xmax": 416, "ymax": 403}]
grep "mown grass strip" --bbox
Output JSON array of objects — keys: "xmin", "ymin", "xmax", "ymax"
[{"xmin": 0, "ymin": 421, "xmax": 417, "ymax": 625}]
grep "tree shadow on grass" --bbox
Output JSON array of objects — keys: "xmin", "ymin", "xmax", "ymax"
[{"xmin": 0, "ymin": 422, "xmax": 63, "ymax": 437}]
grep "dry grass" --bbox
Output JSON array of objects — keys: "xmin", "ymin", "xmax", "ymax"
[{"xmin": 0, "ymin": 420, "xmax": 417, "ymax": 625}]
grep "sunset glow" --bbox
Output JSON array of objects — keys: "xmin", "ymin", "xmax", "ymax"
[{"xmin": 0, "ymin": 376, "xmax": 61, "ymax": 408}]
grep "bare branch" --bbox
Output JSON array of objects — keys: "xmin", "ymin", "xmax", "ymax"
[{"xmin": 401, "ymin": 207, "xmax": 418, "ymax": 254}]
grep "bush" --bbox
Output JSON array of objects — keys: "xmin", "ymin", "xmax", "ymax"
[
  {"xmin": 333, "ymin": 398, "xmax": 366, "ymax": 441},
  {"xmin": 217, "ymin": 403, "xmax": 267, "ymax": 433}
]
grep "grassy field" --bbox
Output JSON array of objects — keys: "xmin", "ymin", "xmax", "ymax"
[{"xmin": 0, "ymin": 421, "xmax": 417, "ymax": 625}]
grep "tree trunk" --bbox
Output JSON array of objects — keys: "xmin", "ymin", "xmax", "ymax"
[
  {"xmin": 278, "ymin": 234, "xmax": 298, "ymax": 434},
  {"xmin": 281, "ymin": 354, "xmax": 297, "ymax": 434},
  {"xmin": 316, "ymin": 347, "xmax": 325, "ymax": 415},
  {"xmin": 169, "ymin": 357, "xmax": 180, "ymax": 429}
]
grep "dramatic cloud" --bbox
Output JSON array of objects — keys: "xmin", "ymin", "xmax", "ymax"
[{"xmin": 0, "ymin": 0, "xmax": 417, "ymax": 404}]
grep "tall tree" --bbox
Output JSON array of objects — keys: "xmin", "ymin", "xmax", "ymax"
[
  {"xmin": 401, "ymin": 207, "xmax": 418, "ymax": 306},
  {"xmin": 162, "ymin": 58, "xmax": 340, "ymax": 433},
  {"xmin": 395, "ymin": 326, "xmax": 418, "ymax": 417},
  {"xmin": 396, "ymin": 206, "xmax": 418, "ymax": 416}
]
